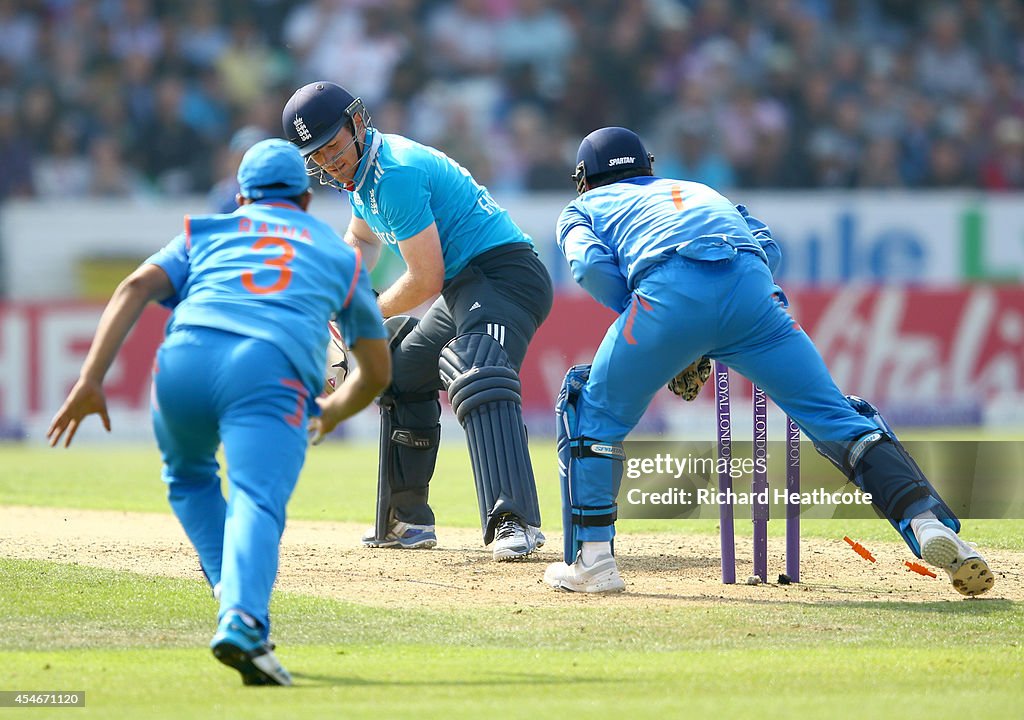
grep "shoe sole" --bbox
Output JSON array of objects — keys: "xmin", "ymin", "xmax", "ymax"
[
  {"xmin": 545, "ymin": 576, "xmax": 626, "ymax": 594},
  {"xmin": 920, "ymin": 535, "xmax": 959, "ymax": 569},
  {"xmin": 493, "ymin": 546, "xmax": 536, "ymax": 561},
  {"xmin": 949, "ymin": 558, "xmax": 996, "ymax": 597},
  {"xmin": 492, "ymin": 534, "xmax": 545, "ymax": 561},
  {"xmin": 920, "ymin": 536, "xmax": 996, "ymax": 597},
  {"xmin": 361, "ymin": 538, "xmax": 437, "ymax": 549},
  {"xmin": 211, "ymin": 641, "xmax": 290, "ymax": 686}
]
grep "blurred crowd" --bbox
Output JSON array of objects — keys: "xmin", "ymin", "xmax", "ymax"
[{"xmin": 2, "ymin": 0, "xmax": 1024, "ymax": 205}]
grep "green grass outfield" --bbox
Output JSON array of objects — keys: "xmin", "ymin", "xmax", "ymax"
[{"xmin": 2, "ymin": 442, "xmax": 1023, "ymax": 719}]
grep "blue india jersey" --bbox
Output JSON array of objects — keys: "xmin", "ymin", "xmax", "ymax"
[
  {"xmin": 348, "ymin": 131, "xmax": 532, "ymax": 279},
  {"xmin": 557, "ymin": 176, "xmax": 772, "ymax": 292},
  {"xmin": 144, "ymin": 199, "xmax": 386, "ymax": 394}
]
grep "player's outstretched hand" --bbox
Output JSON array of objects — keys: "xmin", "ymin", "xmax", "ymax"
[
  {"xmin": 307, "ymin": 396, "xmax": 339, "ymax": 447},
  {"xmin": 47, "ymin": 378, "xmax": 111, "ymax": 447},
  {"xmin": 668, "ymin": 355, "xmax": 712, "ymax": 401}
]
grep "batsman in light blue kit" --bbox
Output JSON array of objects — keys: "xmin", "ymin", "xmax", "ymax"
[
  {"xmin": 48, "ymin": 139, "xmax": 392, "ymax": 685},
  {"xmin": 545, "ymin": 126, "xmax": 995, "ymax": 597},
  {"xmin": 283, "ymin": 82, "xmax": 553, "ymax": 561}
]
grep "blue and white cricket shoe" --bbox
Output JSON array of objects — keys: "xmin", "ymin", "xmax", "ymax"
[
  {"xmin": 492, "ymin": 514, "xmax": 545, "ymax": 561},
  {"xmin": 912, "ymin": 518, "xmax": 995, "ymax": 597},
  {"xmin": 361, "ymin": 520, "xmax": 437, "ymax": 549},
  {"xmin": 211, "ymin": 611, "xmax": 292, "ymax": 686}
]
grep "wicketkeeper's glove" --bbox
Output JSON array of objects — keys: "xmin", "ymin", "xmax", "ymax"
[{"xmin": 668, "ymin": 356, "xmax": 712, "ymax": 401}]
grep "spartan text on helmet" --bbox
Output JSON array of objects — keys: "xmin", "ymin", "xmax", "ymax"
[{"xmin": 608, "ymin": 156, "xmax": 636, "ymax": 166}]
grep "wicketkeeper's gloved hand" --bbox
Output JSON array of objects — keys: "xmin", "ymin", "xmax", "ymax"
[{"xmin": 668, "ymin": 356, "xmax": 712, "ymax": 401}]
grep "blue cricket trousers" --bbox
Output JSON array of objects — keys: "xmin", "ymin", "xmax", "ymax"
[
  {"xmin": 574, "ymin": 250, "xmax": 879, "ymax": 542},
  {"xmin": 151, "ymin": 326, "xmax": 310, "ymax": 637}
]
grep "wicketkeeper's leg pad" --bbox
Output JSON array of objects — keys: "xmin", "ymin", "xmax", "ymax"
[
  {"xmin": 556, "ymin": 364, "xmax": 623, "ymax": 564},
  {"xmin": 439, "ymin": 332, "xmax": 541, "ymax": 544},
  {"xmin": 813, "ymin": 395, "xmax": 960, "ymax": 556}
]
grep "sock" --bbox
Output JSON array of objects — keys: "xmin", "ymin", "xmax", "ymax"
[
  {"xmin": 581, "ymin": 541, "xmax": 611, "ymax": 565},
  {"xmin": 909, "ymin": 510, "xmax": 943, "ymax": 538}
]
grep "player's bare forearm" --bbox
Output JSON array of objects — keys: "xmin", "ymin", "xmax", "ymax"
[
  {"xmin": 80, "ymin": 266, "xmax": 172, "ymax": 384},
  {"xmin": 48, "ymin": 264, "xmax": 173, "ymax": 447},
  {"xmin": 377, "ymin": 224, "xmax": 444, "ymax": 317},
  {"xmin": 376, "ymin": 271, "xmax": 440, "ymax": 317},
  {"xmin": 345, "ymin": 231, "xmax": 381, "ymax": 271},
  {"xmin": 344, "ymin": 217, "xmax": 382, "ymax": 271}
]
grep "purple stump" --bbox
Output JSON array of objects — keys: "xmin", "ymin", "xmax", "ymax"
[
  {"xmin": 752, "ymin": 385, "xmax": 769, "ymax": 582},
  {"xmin": 715, "ymin": 361, "xmax": 735, "ymax": 584},
  {"xmin": 786, "ymin": 415, "xmax": 801, "ymax": 582}
]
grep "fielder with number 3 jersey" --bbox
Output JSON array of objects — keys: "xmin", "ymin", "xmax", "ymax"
[
  {"xmin": 545, "ymin": 126, "xmax": 995, "ymax": 598},
  {"xmin": 47, "ymin": 139, "xmax": 391, "ymax": 686},
  {"xmin": 282, "ymin": 81, "xmax": 554, "ymax": 561}
]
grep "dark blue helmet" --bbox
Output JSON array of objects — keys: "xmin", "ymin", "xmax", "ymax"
[
  {"xmin": 282, "ymin": 81, "xmax": 373, "ymax": 190},
  {"xmin": 572, "ymin": 127, "xmax": 654, "ymax": 194},
  {"xmin": 283, "ymin": 81, "xmax": 366, "ymax": 156}
]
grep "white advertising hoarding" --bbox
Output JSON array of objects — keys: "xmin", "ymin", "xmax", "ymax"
[{"xmin": 2, "ymin": 191, "xmax": 1024, "ymax": 299}]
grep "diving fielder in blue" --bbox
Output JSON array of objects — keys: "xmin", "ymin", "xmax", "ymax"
[
  {"xmin": 48, "ymin": 139, "xmax": 392, "ymax": 685},
  {"xmin": 545, "ymin": 126, "xmax": 995, "ymax": 597},
  {"xmin": 282, "ymin": 81, "xmax": 553, "ymax": 561}
]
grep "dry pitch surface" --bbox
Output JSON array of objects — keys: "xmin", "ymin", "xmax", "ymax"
[{"xmin": 2, "ymin": 505, "xmax": 1021, "ymax": 607}]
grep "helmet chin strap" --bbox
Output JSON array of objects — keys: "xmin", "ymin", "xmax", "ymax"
[{"xmin": 349, "ymin": 127, "xmax": 382, "ymax": 193}]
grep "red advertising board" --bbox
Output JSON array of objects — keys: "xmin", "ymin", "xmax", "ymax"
[
  {"xmin": 3, "ymin": 287, "xmax": 1023, "ymax": 426},
  {"xmin": 519, "ymin": 286, "xmax": 1024, "ymax": 425}
]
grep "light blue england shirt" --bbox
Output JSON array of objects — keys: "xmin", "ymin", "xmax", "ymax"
[{"xmin": 348, "ymin": 130, "xmax": 533, "ymax": 280}]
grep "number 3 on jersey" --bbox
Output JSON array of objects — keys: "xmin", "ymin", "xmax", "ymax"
[{"xmin": 242, "ymin": 237, "xmax": 294, "ymax": 294}]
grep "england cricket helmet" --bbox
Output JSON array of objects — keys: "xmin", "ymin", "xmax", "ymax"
[
  {"xmin": 571, "ymin": 126, "xmax": 654, "ymax": 194},
  {"xmin": 282, "ymin": 81, "xmax": 371, "ymax": 158}
]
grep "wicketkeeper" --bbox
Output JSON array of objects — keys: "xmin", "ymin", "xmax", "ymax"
[{"xmin": 545, "ymin": 126, "xmax": 995, "ymax": 597}]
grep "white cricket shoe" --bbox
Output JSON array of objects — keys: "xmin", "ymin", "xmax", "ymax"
[
  {"xmin": 912, "ymin": 518, "xmax": 996, "ymax": 597},
  {"xmin": 544, "ymin": 551, "xmax": 625, "ymax": 593},
  {"xmin": 491, "ymin": 514, "xmax": 545, "ymax": 561}
]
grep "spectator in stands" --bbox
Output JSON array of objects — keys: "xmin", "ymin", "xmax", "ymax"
[
  {"xmin": 915, "ymin": 5, "xmax": 985, "ymax": 100},
  {"xmin": 136, "ymin": 77, "xmax": 211, "ymax": 194},
  {"xmin": 922, "ymin": 135, "xmax": 972, "ymax": 188},
  {"xmin": 0, "ymin": 95, "xmax": 34, "ymax": 199},
  {"xmin": 2, "ymin": 0, "xmax": 1024, "ymax": 202},
  {"xmin": 208, "ymin": 125, "xmax": 270, "ymax": 213},
  {"xmin": 0, "ymin": 0, "xmax": 39, "ymax": 70},
  {"xmin": 34, "ymin": 119, "xmax": 91, "ymax": 198},
  {"xmin": 858, "ymin": 136, "xmax": 904, "ymax": 188},
  {"xmin": 109, "ymin": 0, "xmax": 164, "ymax": 63},
  {"xmin": 86, "ymin": 134, "xmax": 142, "ymax": 199},
  {"xmin": 177, "ymin": 3, "xmax": 228, "ymax": 73},
  {"xmin": 980, "ymin": 117, "xmax": 1024, "ymax": 191},
  {"xmin": 427, "ymin": 0, "xmax": 500, "ymax": 79},
  {"xmin": 656, "ymin": 119, "xmax": 736, "ymax": 191},
  {"xmin": 497, "ymin": 0, "xmax": 574, "ymax": 99}
]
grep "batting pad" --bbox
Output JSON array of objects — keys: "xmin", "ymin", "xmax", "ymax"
[{"xmin": 439, "ymin": 333, "xmax": 541, "ymax": 543}]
